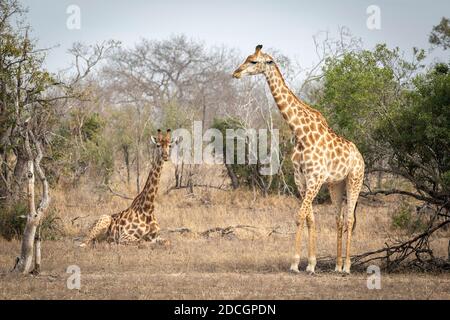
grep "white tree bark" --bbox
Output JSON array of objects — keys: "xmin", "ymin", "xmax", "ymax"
[{"xmin": 13, "ymin": 130, "xmax": 50, "ymax": 274}]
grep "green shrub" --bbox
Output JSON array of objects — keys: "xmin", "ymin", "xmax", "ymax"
[
  {"xmin": 391, "ymin": 202, "xmax": 426, "ymax": 233},
  {"xmin": 40, "ymin": 208, "xmax": 65, "ymax": 240},
  {"xmin": 0, "ymin": 202, "xmax": 28, "ymax": 240},
  {"xmin": 212, "ymin": 117, "xmax": 294, "ymax": 196},
  {"xmin": 211, "ymin": 117, "xmax": 330, "ymax": 201},
  {"xmin": 0, "ymin": 203, "xmax": 64, "ymax": 241}
]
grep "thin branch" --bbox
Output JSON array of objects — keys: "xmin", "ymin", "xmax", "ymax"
[
  {"xmin": 360, "ymin": 189, "xmax": 439, "ymax": 205},
  {"xmin": 104, "ymin": 184, "xmax": 133, "ymax": 200}
]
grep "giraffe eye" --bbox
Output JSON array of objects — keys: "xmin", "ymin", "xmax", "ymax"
[
  {"xmin": 157, "ymin": 144, "xmax": 161, "ymax": 148},
  {"xmin": 250, "ymin": 61, "xmax": 257, "ymax": 64}
]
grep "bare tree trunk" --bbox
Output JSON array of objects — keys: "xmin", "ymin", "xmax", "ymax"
[
  {"xmin": 0, "ymin": 148, "xmax": 11, "ymax": 199},
  {"xmin": 187, "ymin": 167, "xmax": 194, "ymax": 194},
  {"xmin": 13, "ymin": 130, "xmax": 50, "ymax": 274},
  {"xmin": 448, "ymin": 239, "xmax": 450, "ymax": 262},
  {"xmin": 225, "ymin": 164, "xmax": 239, "ymax": 190},
  {"xmin": 10, "ymin": 148, "xmax": 27, "ymax": 201},
  {"xmin": 122, "ymin": 145, "xmax": 130, "ymax": 185},
  {"xmin": 32, "ymin": 225, "xmax": 41, "ymax": 275},
  {"xmin": 174, "ymin": 163, "xmax": 181, "ymax": 188},
  {"xmin": 13, "ymin": 160, "xmax": 37, "ymax": 273},
  {"xmin": 136, "ymin": 141, "xmax": 140, "ymax": 192}
]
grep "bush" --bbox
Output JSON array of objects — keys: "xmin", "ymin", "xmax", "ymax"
[
  {"xmin": 49, "ymin": 111, "xmax": 114, "ymax": 185},
  {"xmin": 0, "ymin": 202, "xmax": 28, "ymax": 240},
  {"xmin": 211, "ymin": 117, "xmax": 330, "ymax": 201},
  {"xmin": 375, "ymin": 63, "xmax": 450, "ymax": 209},
  {"xmin": 0, "ymin": 203, "xmax": 64, "ymax": 241},
  {"xmin": 391, "ymin": 202, "xmax": 426, "ymax": 234}
]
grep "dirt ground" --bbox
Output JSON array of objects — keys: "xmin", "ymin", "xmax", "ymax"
[
  {"xmin": 1, "ymin": 164, "xmax": 449, "ymax": 299},
  {"xmin": 1, "ymin": 238, "xmax": 450, "ymax": 299}
]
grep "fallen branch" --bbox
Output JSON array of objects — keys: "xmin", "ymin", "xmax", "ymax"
[
  {"xmin": 71, "ymin": 215, "xmax": 90, "ymax": 225},
  {"xmin": 267, "ymin": 226, "xmax": 295, "ymax": 237},
  {"xmin": 104, "ymin": 184, "xmax": 133, "ymax": 200},
  {"xmin": 166, "ymin": 227, "xmax": 192, "ymax": 234},
  {"xmin": 165, "ymin": 184, "xmax": 230, "ymax": 194},
  {"xmin": 352, "ymin": 219, "xmax": 450, "ymax": 271},
  {"xmin": 201, "ymin": 225, "xmax": 258, "ymax": 238},
  {"xmin": 164, "ymin": 225, "xmax": 263, "ymax": 238}
]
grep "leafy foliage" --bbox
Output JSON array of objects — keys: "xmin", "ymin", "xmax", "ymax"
[
  {"xmin": 318, "ymin": 44, "xmax": 425, "ymax": 168},
  {"xmin": 0, "ymin": 203, "xmax": 64, "ymax": 240},
  {"xmin": 391, "ymin": 202, "xmax": 426, "ymax": 234},
  {"xmin": 375, "ymin": 63, "xmax": 450, "ymax": 206},
  {"xmin": 50, "ymin": 111, "xmax": 113, "ymax": 184},
  {"xmin": 212, "ymin": 117, "xmax": 302, "ymax": 198},
  {"xmin": 429, "ymin": 17, "xmax": 450, "ymax": 50}
]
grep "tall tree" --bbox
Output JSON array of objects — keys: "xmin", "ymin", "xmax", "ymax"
[
  {"xmin": 0, "ymin": 1, "xmax": 115, "ymax": 273},
  {"xmin": 429, "ymin": 17, "xmax": 450, "ymax": 50},
  {"xmin": 318, "ymin": 44, "xmax": 425, "ymax": 175}
]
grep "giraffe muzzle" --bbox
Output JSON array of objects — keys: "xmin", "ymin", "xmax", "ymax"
[{"xmin": 232, "ymin": 70, "xmax": 242, "ymax": 79}]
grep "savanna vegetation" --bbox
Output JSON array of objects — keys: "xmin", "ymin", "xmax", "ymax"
[{"xmin": 0, "ymin": 0, "xmax": 449, "ymax": 298}]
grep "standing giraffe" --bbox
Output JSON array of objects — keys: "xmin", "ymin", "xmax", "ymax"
[
  {"xmin": 80, "ymin": 129, "xmax": 178, "ymax": 247},
  {"xmin": 232, "ymin": 45, "xmax": 365, "ymax": 274}
]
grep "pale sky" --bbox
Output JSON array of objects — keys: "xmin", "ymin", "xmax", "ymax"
[{"xmin": 21, "ymin": 0, "xmax": 450, "ymax": 72}]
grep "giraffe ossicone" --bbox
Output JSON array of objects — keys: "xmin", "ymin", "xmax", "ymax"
[
  {"xmin": 80, "ymin": 129, "xmax": 179, "ymax": 247},
  {"xmin": 233, "ymin": 45, "xmax": 365, "ymax": 274}
]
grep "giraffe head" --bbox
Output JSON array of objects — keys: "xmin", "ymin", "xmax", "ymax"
[
  {"xmin": 150, "ymin": 129, "xmax": 179, "ymax": 161},
  {"xmin": 232, "ymin": 45, "xmax": 275, "ymax": 79}
]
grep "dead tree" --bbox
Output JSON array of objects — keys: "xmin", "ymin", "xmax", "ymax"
[{"xmin": 12, "ymin": 127, "xmax": 49, "ymax": 274}]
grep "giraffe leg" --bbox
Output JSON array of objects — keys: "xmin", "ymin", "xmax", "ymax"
[
  {"xmin": 290, "ymin": 207, "xmax": 307, "ymax": 273},
  {"xmin": 147, "ymin": 220, "xmax": 161, "ymax": 239},
  {"xmin": 343, "ymin": 172, "xmax": 364, "ymax": 274},
  {"xmin": 118, "ymin": 232, "xmax": 140, "ymax": 245},
  {"xmin": 329, "ymin": 181, "xmax": 345, "ymax": 272},
  {"xmin": 290, "ymin": 176, "xmax": 324, "ymax": 273},
  {"xmin": 289, "ymin": 169, "xmax": 306, "ymax": 273},
  {"xmin": 294, "ymin": 167, "xmax": 307, "ymax": 200},
  {"xmin": 305, "ymin": 210, "xmax": 316, "ymax": 274},
  {"xmin": 80, "ymin": 215, "xmax": 112, "ymax": 247}
]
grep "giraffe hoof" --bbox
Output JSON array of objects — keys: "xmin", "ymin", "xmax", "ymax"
[
  {"xmin": 306, "ymin": 265, "xmax": 316, "ymax": 274},
  {"xmin": 343, "ymin": 265, "xmax": 351, "ymax": 274},
  {"xmin": 334, "ymin": 265, "xmax": 343, "ymax": 273},
  {"xmin": 289, "ymin": 265, "xmax": 300, "ymax": 274}
]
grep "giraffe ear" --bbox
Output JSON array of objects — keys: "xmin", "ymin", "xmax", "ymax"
[{"xmin": 150, "ymin": 136, "xmax": 158, "ymax": 145}]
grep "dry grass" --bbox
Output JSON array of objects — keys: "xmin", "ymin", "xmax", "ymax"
[{"xmin": 1, "ymin": 163, "xmax": 449, "ymax": 299}]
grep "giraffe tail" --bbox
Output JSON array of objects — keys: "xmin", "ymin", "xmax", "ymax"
[
  {"xmin": 79, "ymin": 215, "xmax": 112, "ymax": 247},
  {"xmin": 352, "ymin": 202, "xmax": 358, "ymax": 233}
]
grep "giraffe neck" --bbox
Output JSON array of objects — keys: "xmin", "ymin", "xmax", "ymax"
[
  {"xmin": 130, "ymin": 155, "xmax": 164, "ymax": 214},
  {"xmin": 264, "ymin": 65, "xmax": 323, "ymax": 135}
]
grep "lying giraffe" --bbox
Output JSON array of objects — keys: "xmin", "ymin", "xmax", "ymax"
[
  {"xmin": 233, "ymin": 45, "xmax": 365, "ymax": 274},
  {"xmin": 80, "ymin": 129, "xmax": 178, "ymax": 247}
]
